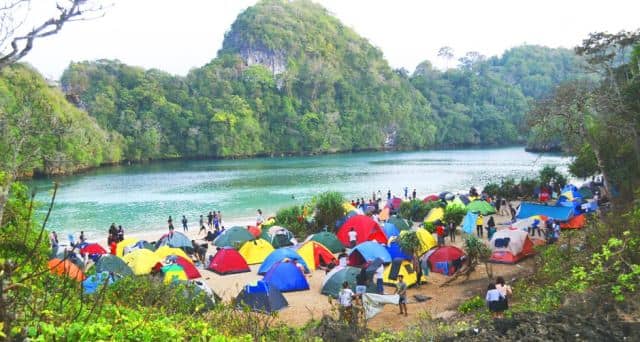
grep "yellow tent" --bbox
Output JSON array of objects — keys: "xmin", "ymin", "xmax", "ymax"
[
  {"xmin": 116, "ymin": 238, "xmax": 138, "ymax": 257},
  {"xmin": 121, "ymin": 249, "xmax": 162, "ymax": 275},
  {"xmin": 238, "ymin": 239, "xmax": 274, "ymax": 264},
  {"xmin": 155, "ymin": 246, "xmax": 193, "ymax": 264},
  {"xmin": 343, "ymin": 202, "xmax": 356, "ymax": 213},
  {"xmin": 162, "ymin": 264, "xmax": 188, "ymax": 284},
  {"xmin": 383, "ymin": 260, "xmax": 418, "ymax": 287},
  {"xmin": 379, "ymin": 207, "xmax": 390, "ymax": 221},
  {"xmin": 296, "ymin": 241, "xmax": 336, "ymax": 271},
  {"xmin": 424, "ymin": 207, "xmax": 444, "ymax": 223},
  {"xmin": 415, "ymin": 228, "xmax": 437, "ymax": 256}
]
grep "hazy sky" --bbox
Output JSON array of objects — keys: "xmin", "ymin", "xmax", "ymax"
[{"xmin": 21, "ymin": 0, "xmax": 640, "ymax": 79}]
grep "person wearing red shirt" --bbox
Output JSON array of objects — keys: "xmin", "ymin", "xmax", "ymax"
[{"xmin": 436, "ymin": 223, "xmax": 446, "ymax": 247}]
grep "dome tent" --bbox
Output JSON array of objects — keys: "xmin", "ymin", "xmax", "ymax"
[
  {"xmin": 235, "ymin": 280, "xmax": 288, "ymax": 313},
  {"xmin": 257, "ymin": 248, "xmax": 309, "ymax": 275},
  {"xmin": 262, "ymin": 261, "xmax": 310, "ymax": 292},
  {"xmin": 207, "ymin": 247, "xmax": 250, "ymax": 275},
  {"xmin": 336, "ymin": 215, "xmax": 387, "ymax": 246},
  {"xmin": 307, "ymin": 232, "xmax": 343, "ymax": 253}
]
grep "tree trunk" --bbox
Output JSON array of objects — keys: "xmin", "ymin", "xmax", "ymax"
[{"xmin": 0, "ymin": 177, "xmax": 12, "ymax": 227}]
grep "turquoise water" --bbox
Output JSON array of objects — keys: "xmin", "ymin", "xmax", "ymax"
[{"xmin": 29, "ymin": 147, "xmax": 570, "ymax": 238}]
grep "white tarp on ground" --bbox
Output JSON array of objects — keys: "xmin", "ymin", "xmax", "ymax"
[{"xmin": 362, "ymin": 293, "xmax": 399, "ymax": 319}]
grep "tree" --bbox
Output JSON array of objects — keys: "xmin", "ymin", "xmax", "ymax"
[
  {"xmin": 437, "ymin": 46, "xmax": 454, "ymax": 70},
  {"xmin": 0, "ymin": 0, "xmax": 105, "ymax": 69}
]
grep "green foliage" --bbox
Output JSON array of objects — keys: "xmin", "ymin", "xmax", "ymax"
[
  {"xmin": 482, "ymin": 183, "xmax": 500, "ymax": 197},
  {"xmin": 569, "ymin": 144, "xmax": 599, "ymax": 178},
  {"xmin": 422, "ymin": 221, "xmax": 436, "ymax": 233},
  {"xmin": 275, "ymin": 205, "xmax": 307, "ymax": 237},
  {"xmin": 399, "ymin": 199, "xmax": 436, "ymax": 222},
  {"xmin": 311, "ymin": 191, "xmax": 345, "ymax": 231},
  {"xmin": 463, "ymin": 235, "xmax": 492, "ymax": 266},
  {"xmin": 539, "ymin": 165, "xmax": 567, "ymax": 189},
  {"xmin": 397, "ymin": 230, "xmax": 421, "ymax": 257},
  {"xmin": 444, "ymin": 205, "xmax": 466, "ymax": 227},
  {"xmin": 457, "ymin": 296, "xmax": 485, "ymax": 313}
]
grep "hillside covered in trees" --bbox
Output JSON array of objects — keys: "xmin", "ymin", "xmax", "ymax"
[{"xmin": 57, "ymin": 0, "xmax": 588, "ymax": 164}]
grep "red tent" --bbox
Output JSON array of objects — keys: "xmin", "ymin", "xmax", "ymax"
[
  {"xmin": 336, "ymin": 215, "xmax": 387, "ymax": 246},
  {"xmin": 388, "ymin": 197, "xmax": 403, "ymax": 210},
  {"xmin": 561, "ymin": 214, "xmax": 585, "ymax": 229},
  {"xmin": 174, "ymin": 255, "xmax": 202, "ymax": 279},
  {"xmin": 247, "ymin": 225, "xmax": 262, "ymax": 238},
  {"xmin": 489, "ymin": 228, "xmax": 536, "ymax": 264},
  {"xmin": 80, "ymin": 243, "xmax": 107, "ymax": 255},
  {"xmin": 207, "ymin": 247, "xmax": 250, "ymax": 275},
  {"xmin": 424, "ymin": 246, "xmax": 465, "ymax": 276},
  {"xmin": 423, "ymin": 194, "xmax": 440, "ymax": 203}
]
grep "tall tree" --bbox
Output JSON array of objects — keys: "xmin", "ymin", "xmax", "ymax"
[{"xmin": 438, "ymin": 46, "xmax": 454, "ymax": 70}]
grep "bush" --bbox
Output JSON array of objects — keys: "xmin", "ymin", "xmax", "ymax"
[
  {"xmin": 519, "ymin": 177, "xmax": 538, "ymax": 199},
  {"xmin": 539, "ymin": 165, "xmax": 567, "ymax": 189},
  {"xmin": 312, "ymin": 191, "xmax": 345, "ymax": 232},
  {"xmin": 423, "ymin": 221, "xmax": 435, "ymax": 233},
  {"xmin": 400, "ymin": 199, "xmax": 437, "ymax": 222},
  {"xmin": 482, "ymin": 183, "xmax": 500, "ymax": 198},
  {"xmin": 275, "ymin": 205, "xmax": 308, "ymax": 237},
  {"xmin": 444, "ymin": 205, "xmax": 466, "ymax": 227},
  {"xmin": 498, "ymin": 178, "xmax": 518, "ymax": 199},
  {"xmin": 457, "ymin": 296, "xmax": 485, "ymax": 313}
]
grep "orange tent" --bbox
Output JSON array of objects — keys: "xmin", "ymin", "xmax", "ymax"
[
  {"xmin": 48, "ymin": 258, "xmax": 85, "ymax": 281},
  {"xmin": 561, "ymin": 214, "xmax": 585, "ymax": 229},
  {"xmin": 247, "ymin": 225, "xmax": 262, "ymax": 238}
]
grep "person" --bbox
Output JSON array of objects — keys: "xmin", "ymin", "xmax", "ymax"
[
  {"xmin": 499, "ymin": 198, "xmax": 510, "ymax": 216},
  {"xmin": 396, "ymin": 274, "xmax": 408, "ymax": 316},
  {"xmin": 412, "ymin": 188, "xmax": 417, "ymax": 200},
  {"xmin": 387, "ymin": 190, "xmax": 391, "ymax": 200},
  {"xmin": 550, "ymin": 219, "xmax": 561, "ymax": 244},
  {"xmin": 372, "ymin": 191, "xmax": 377, "ymax": 202},
  {"xmin": 79, "ymin": 231, "xmax": 86, "ymax": 244},
  {"xmin": 375, "ymin": 263, "xmax": 384, "ymax": 294},
  {"xmin": 213, "ymin": 212, "xmax": 220, "ymax": 230},
  {"xmin": 50, "ymin": 231, "xmax": 59, "ymax": 253},
  {"xmin": 351, "ymin": 199, "xmax": 356, "ymax": 207},
  {"xmin": 403, "ymin": 187, "xmax": 408, "ymax": 199},
  {"xmin": 476, "ymin": 214, "xmax": 484, "ymax": 237},
  {"xmin": 338, "ymin": 281, "xmax": 355, "ymax": 323},
  {"xmin": 528, "ymin": 219, "xmax": 541, "ymax": 238},
  {"xmin": 338, "ymin": 250, "xmax": 348, "ymax": 267},
  {"xmin": 182, "ymin": 215, "xmax": 188, "ymax": 232},
  {"xmin": 487, "ymin": 216, "xmax": 496, "ymax": 240},
  {"xmin": 436, "ymin": 223, "xmax": 445, "ymax": 246},
  {"xmin": 348, "ymin": 228, "xmax": 357, "ymax": 248},
  {"xmin": 207, "ymin": 211, "xmax": 213, "ymax": 228},
  {"xmin": 192, "ymin": 240, "xmax": 207, "ymax": 264},
  {"xmin": 509, "ymin": 204, "xmax": 517, "ymax": 223},
  {"xmin": 108, "ymin": 223, "xmax": 117, "ymax": 245},
  {"xmin": 495, "ymin": 276, "xmax": 512, "ymax": 304},
  {"xmin": 117, "ymin": 225, "xmax": 124, "ymax": 242},
  {"xmin": 355, "ymin": 267, "xmax": 368, "ymax": 303},
  {"xmin": 199, "ymin": 223, "xmax": 206, "ymax": 236},
  {"xmin": 109, "ymin": 240, "xmax": 117, "ymax": 255},
  {"xmin": 199, "ymin": 214, "xmax": 204, "ymax": 229},
  {"xmin": 448, "ymin": 221, "xmax": 456, "ymax": 242},
  {"xmin": 256, "ymin": 209, "xmax": 264, "ymax": 226},
  {"xmin": 217, "ymin": 211, "xmax": 223, "ymax": 225},
  {"xmin": 486, "ymin": 282, "xmax": 506, "ymax": 318},
  {"xmin": 168, "ymin": 216, "xmax": 174, "ymax": 230}
]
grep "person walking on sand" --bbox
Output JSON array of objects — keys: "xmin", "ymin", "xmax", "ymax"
[
  {"xmin": 338, "ymin": 281, "xmax": 355, "ymax": 323},
  {"xmin": 348, "ymin": 228, "xmax": 358, "ymax": 248},
  {"xmin": 448, "ymin": 221, "xmax": 456, "ymax": 243},
  {"xmin": 182, "ymin": 215, "xmax": 188, "ymax": 232},
  {"xmin": 396, "ymin": 274, "xmax": 408, "ymax": 316},
  {"xmin": 476, "ymin": 214, "xmax": 484, "ymax": 238}
]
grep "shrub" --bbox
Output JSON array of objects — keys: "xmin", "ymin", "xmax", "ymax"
[
  {"xmin": 444, "ymin": 205, "xmax": 466, "ymax": 227},
  {"xmin": 539, "ymin": 165, "xmax": 567, "ymax": 189},
  {"xmin": 400, "ymin": 199, "xmax": 437, "ymax": 222},
  {"xmin": 423, "ymin": 221, "xmax": 435, "ymax": 233},
  {"xmin": 275, "ymin": 205, "xmax": 308, "ymax": 237},
  {"xmin": 519, "ymin": 177, "xmax": 538, "ymax": 199},
  {"xmin": 482, "ymin": 183, "xmax": 500, "ymax": 198},
  {"xmin": 457, "ymin": 296, "xmax": 485, "ymax": 313},
  {"xmin": 312, "ymin": 191, "xmax": 345, "ymax": 232}
]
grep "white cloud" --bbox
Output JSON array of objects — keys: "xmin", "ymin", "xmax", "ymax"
[{"xmin": 21, "ymin": 0, "xmax": 640, "ymax": 79}]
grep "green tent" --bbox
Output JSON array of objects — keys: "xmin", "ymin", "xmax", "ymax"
[
  {"xmin": 95, "ymin": 254, "xmax": 134, "ymax": 277},
  {"xmin": 309, "ymin": 232, "xmax": 343, "ymax": 253},
  {"xmin": 388, "ymin": 216, "xmax": 410, "ymax": 231},
  {"xmin": 261, "ymin": 226, "xmax": 295, "ymax": 249},
  {"xmin": 466, "ymin": 200, "xmax": 496, "ymax": 215},
  {"xmin": 446, "ymin": 197, "xmax": 466, "ymax": 209},
  {"xmin": 321, "ymin": 266, "xmax": 376, "ymax": 298},
  {"xmin": 213, "ymin": 226, "xmax": 254, "ymax": 248}
]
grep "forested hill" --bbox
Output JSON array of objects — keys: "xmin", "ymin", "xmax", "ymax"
[{"xmin": 60, "ymin": 0, "xmax": 588, "ymax": 163}]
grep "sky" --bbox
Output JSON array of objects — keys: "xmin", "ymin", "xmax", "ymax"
[{"xmin": 18, "ymin": 0, "xmax": 640, "ymax": 79}]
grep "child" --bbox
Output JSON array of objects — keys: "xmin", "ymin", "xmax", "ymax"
[{"xmin": 396, "ymin": 275, "xmax": 408, "ymax": 316}]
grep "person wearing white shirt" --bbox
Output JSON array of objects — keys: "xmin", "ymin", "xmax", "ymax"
[
  {"xmin": 375, "ymin": 264, "xmax": 385, "ymax": 294},
  {"xmin": 486, "ymin": 283, "xmax": 506, "ymax": 318},
  {"xmin": 347, "ymin": 228, "xmax": 357, "ymax": 248},
  {"xmin": 338, "ymin": 281, "xmax": 355, "ymax": 322}
]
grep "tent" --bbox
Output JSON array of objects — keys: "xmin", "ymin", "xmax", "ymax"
[
  {"xmin": 387, "ymin": 216, "xmax": 410, "ymax": 231},
  {"xmin": 308, "ymin": 232, "xmax": 343, "ymax": 253},
  {"xmin": 121, "ymin": 249, "xmax": 163, "ymax": 275},
  {"xmin": 386, "ymin": 237, "xmax": 412, "ymax": 261},
  {"xmin": 414, "ymin": 228, "xmax": 437, "ymax": 256},
  {"xmin": 462, "ymin": 211, "xmax": 478, "ymax": 234},
  {"xmin": 561, "ymin": 214, "xmax": 586, "ymax": 229},
  {"xmin": 343, "ymin": 202, "xmax": 357, "ymax": 213},
  {"xmin": 424, "ymin": 207, "xmax": 444, "ymax": 223},
  {"xmin": 116, "ymin": 238, "xmax": 139, "ymax": 256},
  {"xmin": 336, "ymin": 215, "xmax": 387, "ymax": 246},
  {"xmin": 262, "ymin": 261, "xmax": 310, "ymax": 292},
  {"xmin": 489, "ymin": 228, "xmax": 536, "ymax": 264},
  {"xmin": 559, "ymin": 184, "xmax": 583, "ymax": 202},
  {"xmin": 239, "ymin": 239, "xmax": 274, "ymax": 265},
  {"xmin": 321, "ymin": 266, "xmax": 377, "ymax": 298},
  {"xmin": 157, "ymin": 231, "xmax": 194, "ymax": 253},
  {"xmin": 257, "ymin": 248, "xmax": 309, "ymax": 275},
  {"xmin": 213, "ymin": 226, "xmax": 255, "ymax": 248},
  {"xmin": 155, "ymin": 246, "xmax": 192, "ymax": 263},
  {"xmin": 261, "ymin": 226, "xmax": 295, "ymax": 248},
  {"xmin": 379, "ymin": 207, "xmax": 390, "ymax": 221},
  {"xmin": 48, "ymin": 258, "xmax": 85, "ymax": 281},
  {"xmin": 296, "ymin": 241, "xmax": 336, "ymax": 271},
  {"xmin": 161, "ymin": 264, "xmax": 188, "ymax": 284},
  {"xmin": 421, "ymin": 246, "xmax": 466, "ymax": 276},
  {"xmin": 447, "ymin": 197, "xmax": 466, "ymax": 209},
  {"xmin": 247, "ymin": 225, "xmax": 262, "ymax": 238},
  {"xmin": 466, "ymin": 200, "xmax": 496, "ymax": 215},
  {"xmin": 517, "ymin": 202, "xmax": 574, "ymax": 221},
  {"xmin": 80, "ymin": 243, "xmax": 107, "ymax": 256},
  {"xmin": 387, "ymin": 197, "xmax": 403, "ymax": 211},
  {"xmin": 578, "ymin": 187, "xmax": 594, "ymax": 199},
  {"xmin": 423, "ymin": 194, "xmax": 440, "ymax": 203},
  {"xmin": 83, "ymin": 272, "xmax": 114, "ymax": 294},
  {"xmin": 439, "ymin": 192, "xmax": 454, "ymax": 200},
  {"xmin": 348, "ymin": 241, "xmax": 392, "ymax": 266},
  {"xmin": 207, "ymin": 247, "xmax": 250, "ymax": 275},
  {"xmin": 383, "ymin": 258, "xmax": 418, "ymax": 287},
  {"xmin": 511, "ymin": 215, "xmax": 548, "ymax": 231},
  {"xmin": 174, "ymin": 255, "xmax": 202, "ymax": 279},
  {"xmin": 236, "ymin": 280, "xmax": 288, "ymax": 313},
  {"xmin": 382, "ymin": 222, "xmax": 400, "ymax": 239},
  {"xmin": 458, "ymin": 195, "xmax": 471, "ymax": 205},
  {"xmin": 95, "ymin": 254, "xmax": 134, "ymax": 277}
]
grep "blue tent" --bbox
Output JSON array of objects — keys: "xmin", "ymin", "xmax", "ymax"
[
  {"xmin": 82, "ymin": 271, "xmax": 114, "ymax": 294},
  {"xmin": 348, "ymin": 241, "xmax": 392, "ymax": 266},
  {"xmin": 157, "ymin": 231, "xmax": 193, "ymax": 252},
  {"xmin": 462, "ymin": 212, "xmax": 478, "ymax": 234},
  {"xmin": 517, "ymin": 202, "xmax": 574, "ymax": 221},
  {"xmin": 257, "ymin": 248, "xmax": 309, "ymax": 275},
  {"xmin": 382, "ymin": 222, "xmax": 400, "ymax": 239},
  {"xmin": 236, "ymin": 280, "xmax": 288, "ymax": 313},
  {"xmin": 386, "ymin": 240, "xmax": 412, "ymax": 260},
  {"xmin": 263, "ymin": 261, "xmax": 310, "ymax": 292}
]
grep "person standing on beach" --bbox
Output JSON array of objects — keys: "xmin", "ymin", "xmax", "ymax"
[
  {"xmin": 256, "ymin": 209, "xmax": 264, "ymax": 226},
  {"xmin": 199, "ymin": 215, "xmax": 204, "ymax": 231},
  {"xmin": 348, "ymin": 228, "xmax": 358, "ymax": 248},
  {"xmin": 79, "ymin": 231, "xmax": 86, "ymax": 244},
  {"xmin": 117, "ymin": 225, "xmax": 124, "ymax": 242},
  {"xmin": 375, "ymin": 263, "xmax": 385, "ymax": 294},
  {"xmin": 50, "ymin": 231, "xmax": 59, "ymax": 253},
  {"xmin": 338, "ymin": 281, "xmax": 355, "ymax": 323},
  {"xmin": 403, "ymin": 187, "xmax": 408, "ymax": 199},
  {"xmin": 181, "ymin": 215, "xmax": 188, "ymax": 232},
  {"xmin": 207, "ymin": 211, "xmax": 213, "ymax": 228},
  {"xmin": 168, "ymin": 216, "xmax": 175, "ymax": 236},
  {"xmin": 396, "ymin": 275, "xmax": 408, "ymax": 316},
  {"xmin": 476, "ymin": 214, "xmax": 484, "ymax": 238},
  {"xmin": 387, "ymin": 190, "xmax": 391, "ymax": 200},
  {"xmin": 412, "ymin": 189, "xmax": 417, "ymax": 200},
  {"xmin": 217, "ymin": 211, "xmax": 223, "ymax": 227},
  {"xmin": 448, "ymin": 221, "xmax": 456, "ymax": 243}
]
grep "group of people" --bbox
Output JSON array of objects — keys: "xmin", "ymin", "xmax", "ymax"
[
  {"xmin": 107, "ymin": 223, "xmax": 125, "ymax": 245},
  {"xmin": 486, "ymin": 276, "xmax": 513, "ymax": 318},
  {"xmin": 338, "ymin": 272, "xmax": 409, "ymax": 322}
]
